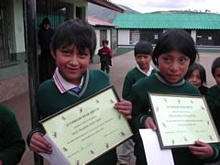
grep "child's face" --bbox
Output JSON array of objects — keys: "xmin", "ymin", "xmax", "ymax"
[
  {"xmin": 51, "ymin": 45, "xmax": 91, "ymax": 85},
  {"xmin": 158, "ymin": 51, "xmax": 190, "ymax": 84},
  {"xmin": 187, "ymin": 69, "xmax": 202, "ymax": 88},
  {"xmin": 214, "ymin": 67, "xmax": 220, "ymax": 85},
  {"xmin": 135, "ymin": 54, "xmax": 152, "ymax": 72},
  {"xmin": 103, "ymin": 43, "xmax": 108, "ymax": 47}
]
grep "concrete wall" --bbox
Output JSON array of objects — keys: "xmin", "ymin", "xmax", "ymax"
[
  {"xmin": 0, "ymin": 0, "xmax": 89, "ymax": 102},
  {"xmin": 95, "ymin": 29, "xmax": 112, "ymax": 54},
  {"xmin": 13, "ymin": 0, "xmax": 25, "ymax": 53}
]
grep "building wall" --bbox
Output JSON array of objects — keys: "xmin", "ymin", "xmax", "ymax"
[
  {"xmin": 0, "ymin": 0, "xmax": 90, "ymax": 102},
  {"xmin": 118, "ymin": 30, "xmax": 130, "ymax": 47},
  {"xmin": 117, "ymin": 28, "xmax": 220, "ymax": 47},
  {"xmin": 95, "ymin": 28, "xmax": 112, "ymax": 54},
  {"xmin": 13, "ymin": 0, "xmax": 25, "ymax": 53},
  {"xmin": 0, "ymin": 0, "xmax": 27, "ymax": 102}
]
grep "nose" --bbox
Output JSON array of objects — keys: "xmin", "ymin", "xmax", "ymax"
[
  {"xmin": 170, "ymin": 62, "xmax": 178, "ymax": 72},
  {"xmin": 191, "ymin": 76, "xmax": 198, "ymax": 82},
  {"xmin": 140, "ymin": 57, "xmax": 145, "ymax": 61},
  {"xmin": 70, "ymin": 54, "xmax": 79, "ymax": 65}
]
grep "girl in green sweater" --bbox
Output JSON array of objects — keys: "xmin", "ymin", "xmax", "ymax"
[{"xmin": 130, "ymin": 29, "xmax": 220, "ymax": 165}]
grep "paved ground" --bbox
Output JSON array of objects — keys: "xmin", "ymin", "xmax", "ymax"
[{"xmin": 2, "ymin": 51, "xmax": 219, "ymax": 165}]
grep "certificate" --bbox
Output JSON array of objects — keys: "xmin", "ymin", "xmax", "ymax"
[
  {"xmin": 39, "ymin": 86, "xmax": 133, "ymax": 165},
  {"xmin": 148, "ymin": 93, "xmax": 220, "ymax": 149}
]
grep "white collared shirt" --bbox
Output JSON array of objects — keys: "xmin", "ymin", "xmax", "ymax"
[
  {"xmin": 136, "ymin": 65, "xmax": 154, "ymax": 76},
  {"xmin": 53, "ymin": 68, "xmax": 84, "ymax": 94}
]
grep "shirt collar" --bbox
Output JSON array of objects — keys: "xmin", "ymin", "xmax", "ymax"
[
  {"xmin": 53, "ymin": 68, "xmax": 84, "ymax": 94},
  {"xmin": 136, "ymin": 65, "xmax": 154, "ymax": 76}
]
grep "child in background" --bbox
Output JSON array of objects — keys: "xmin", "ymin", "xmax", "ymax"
[
  {"xmin": 0, "ymin": 103, "xmax": 25, "ymax": 165},
  {"xmin": 98, "ymin": 39, "xmax": 112, "ymax": 73},
  {"xmin": 185, "ymin": 63, "xmax": 209, "ymax": 95},
  {"xmin": 26, "ymin": 19, "xmax": 132, "ymax": 165},
  {"xmin": 118, "ymin": 41, "xmax": 156, "ymax": 165},
  {"xmin": 130, "ymin": 29, "xmax": 220, "ymax": 165},
  {"xmin": 206, "ymin": 57, "xmax": 220, "ymax": 135}
]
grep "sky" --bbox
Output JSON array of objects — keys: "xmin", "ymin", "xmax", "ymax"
[{"xmin": 110, "ymin": 0, "xmax": 220, "ymax": 13}]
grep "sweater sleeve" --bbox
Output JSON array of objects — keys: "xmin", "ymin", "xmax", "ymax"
[
  {"xmin": 130, "ymin": 84, "xmax": 151, "ymax": 130},
  {"xmin": 122, "ymin": 72, "xmax": 135, "ymax": 100},
  {"xmin": 206, "ymin": 86, "xmax": 220, "ymax": 119},
  {"xmin": 204, "ymin": 144, "xmax": 220, "ymax": 163},
  {"xmin": 0, "ymin": 108, "xmax": 25, "ymax": 165}
]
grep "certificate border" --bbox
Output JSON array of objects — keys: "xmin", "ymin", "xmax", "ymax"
[
  {"xmin": 39, "ymin": 85, "xmax": 133, "ymax": 164},
  {"xmin": 148, "ymin": 92, "xmax": 220, "ymax": 149},
  {"xmin": 39, "ymin": 85, "xmax": 120, "ymax": 123}
]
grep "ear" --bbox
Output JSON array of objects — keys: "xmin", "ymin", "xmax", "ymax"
[{"xmin": 50, "ymin": 49, "xmax": 56, "ymax": 59}]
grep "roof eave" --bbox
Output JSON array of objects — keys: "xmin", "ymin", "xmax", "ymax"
[{"xmin": 87, "ymin": 0, "xmax": 124, "ymax": 13}]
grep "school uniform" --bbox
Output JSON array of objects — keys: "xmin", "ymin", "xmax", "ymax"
[
  {"xmin": 118, "ymin": 65, "xmax": 156, "ymax": 164},
  {"xmin": 198, "ymin": 85, "xmax": 209, "ymax": 96},
  {"xmin": 27, "ymin": 68, "xmax": 117, "ymax": 165},
  {"xmin": 0, "ymin": 104, "xmax": 25, "ymax": 165},
  {"xmin": 122, "ymin": 65, "xmax": 156, "ymax": 100},
  {"xmin": 206, "ymin": 85, "xmax": 220, "ymax": 134},
  {"xmin": 130, "ymin": 72, "xmax": 220, "ymax": 165}
]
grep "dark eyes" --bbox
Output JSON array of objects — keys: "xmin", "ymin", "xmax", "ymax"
[
  {"xmin": 162, "ymin": 56, "xmax": 188, "ymax": 64},
  {"xmin": 60, "ymin": 49, "xmax": 88, "ymax": 57}
]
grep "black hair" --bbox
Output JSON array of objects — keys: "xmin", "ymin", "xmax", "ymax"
[
  {"xmin": 134, "ymin": 40, "xmax": 153, "ymax": 56},
  {"xmin": 152, "ymin": 29, "xmax": 198, "ymax": 66},
  {"xmin": 50, "ymin": 19, "xmax": 96, "ymax": 58},
  {"xmin": 102, "ymin": 39, "xmax": 109, "ymax": 45},
  {"xmin": 42, "ymin": 17, "xmax": 51, "ymax": 25},
  {"xmin": 211, "ymin": 57, "xmax": 220, "ymax": 77},
  {"xmin": 185, "ymin": 63, "xmax": 207, "ymax": 84}
]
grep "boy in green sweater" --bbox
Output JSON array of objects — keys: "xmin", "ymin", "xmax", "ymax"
[
  {"xmin": 0, "ymin": 104, "xmax": 25, "ymax": 165},
  {"xmin": 206, "ymin": 57, "xmax": 220, "ymax": 134},
  {"xmin": 118, "ymin": 41, "xmax": 156, "ymax": 165},
  {"xmin": 27, "ymin": 19, "xmax": 132, "ymax": 165},
  {"xmin": 130, "ymin": 29, "xmax": 220, "ymax": 165}
]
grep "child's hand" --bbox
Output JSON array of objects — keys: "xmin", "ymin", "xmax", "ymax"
[
  {"xmin": 145, "ymin": 117, "xmax": 157, "ymax": 131},
  {"xmin": 189, "ymin": 141, "xmax": 213, "ymax": 159},
  {"xmin": 0, "ymin": 160, "xmax": 2, "ymax": 165},
  {"xmin": 114, "ymin": 99, "xmax": 132, "ymax": 119},
  {"xmin": 29, "ymin": 132, "xmax": 52, "ymax": 154}
]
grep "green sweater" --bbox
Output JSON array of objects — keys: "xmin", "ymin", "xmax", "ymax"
[
  {"xmin": 27, "ymin": 69, "xmax": 117, "ymax": 165},
  {"xmin": 0, "ymin": 104, "xmax": 25, "ymax": 165},
  {"xmin": 131, "ymin": 73, "xmax": 220, "ymax": 165},
  {"xmin": 206, "ymin": 85, "xmax": 220, "ymax": 134},
  {"xmin": 122, "ymin": 67, "xmax": 157, "ymax": 100}
]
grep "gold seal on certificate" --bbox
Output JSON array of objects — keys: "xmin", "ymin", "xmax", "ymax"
[
  {"xmin": 148, "ymin": 93, "xmax": 220, "ymax": 149},
  {"xmin": 39, "ymin": 86, "xmax": 133, "ymax": 165}
]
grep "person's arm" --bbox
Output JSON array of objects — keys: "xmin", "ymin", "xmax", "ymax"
[
  {"xmin": 130, "ymin": 85, "xmax": 151, "ymax": 129},
  {"xmin": 0, "ymin": 109, "xmax": 25, "ymax": 165},
  {"xmin": 97, "ymin": 48, "xmax": 102, "ymax": 57},
  {"xmin": 189, "ymin": 141, "xmax": 220, "ymax": 163},
  {"xmin": 122, "ymin": 72, "xmax": 135, "ymax": 100},
  {"xmin": 26, "ymin": 119, "xmax": 52, "ymax": 154},
  {"xmin": 108, "ymin": 47, "xmax": 112, "ymax": 57},
  {"xmin": 114, "ymin": 99, "xmax": 132, "ymax": 120},
  {"xmin": 206, "ymin": 86, "xmax": 220, "ymax": 119},
  {"xmin": 28, "ymin": 132, "xmax": 52, "ymax": 154}
]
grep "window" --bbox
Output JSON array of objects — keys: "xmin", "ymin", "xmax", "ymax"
[
  {"xmin": 0, "ymin": 1, "xmax": 15, "ymax": 68},
  {"xmin": 129, "ymin": 30, "xmax": 140, "ymax": 45},
  {"xmin": 100, "ymin": 29, "xmax": 107, "ymax": 46}
]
